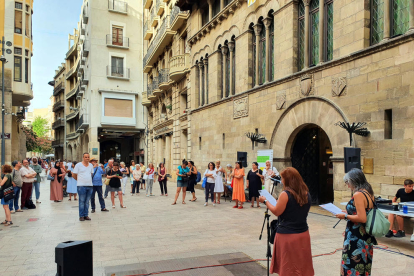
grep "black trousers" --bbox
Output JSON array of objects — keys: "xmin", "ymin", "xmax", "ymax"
[
  {"xmin": 205, "ymin": 182, "xmax": 215, "ymax": 203},
  {"xmin": 159, "ymin": 179, "xmax": 167, "ymax": 194},
  {"xmin": 132, "ymin": 181, "xmax": 140, "ymax": 194},
  {"xmin": 91, "ymin": 186, "xmax": 105, "ymax": 210}
]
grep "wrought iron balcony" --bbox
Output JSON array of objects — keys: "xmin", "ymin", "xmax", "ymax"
[
  {"xmin": 66, "ymin": 109, "xmax": 79, "ymax": 121},
  {"xmin": 150, "ymin": 7, "xmax": 159, "ymax": 27},
  {"xmin": 53, "ymin": 100, "xmax": 64, "ymax": 112},
  {"xmin": 82, "ymin": 40, "xmax": 89, "ymax": 57},
  {"xmin": 83, "ymin": 5, "xmax": 88, "ymax": 24},
  {"xmin": 52, "ymin": 139, "xmax": 64, "ymax": 148},
  {"xmin": 144, "ymin": 20, "xmax": 153, "ymax": 40},
  {"xmin": 53, "ymin": 82, "xmax": 65, "ymax": 96},
  {"xmin": 142, "ymin": 93, "xmax": 151, "ymax": 107},
  {"xmin": 158, "ymin": 68, "xmax": 171, "ymax": 90},
  {"xmin": 169, "ymin": 53, "xmax": 190, "ymax": 81},
  {"xmin": 156, "ymin": 0, "xmax": 165, "ymax": 16},
  {"xmin": 170, "ymin": 6, "xmax": 190, "ymax": 32},
  {"xmin": 52, "ymin": 120, "xmax": 65, "ymax": 129},
  {"xmin": 106, "ymin": 66, "xmax": 130, "ymax": 80},
  {"xmin": 66, "ymin": 81, "xmax": 79, "ymax": 100},
  {"xmin": 66, "ymin": 132, "xmax": 79, "ymax": 140},
  {"xmin": 106, "ymin": 34, "xmax": 129, "ymax": 48},
  {"xmin": 66, "ymin": 43, "xmax": 77, "ymax": 59},
  {"xmin": 108, "ymin": 0, "xmax": 128, "ymax": 14},
  {"xmin": 76, "ymin": 115, "xmax": 89, "ymax": 133}
]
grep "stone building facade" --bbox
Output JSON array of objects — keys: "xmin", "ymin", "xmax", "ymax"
[{"xmin": 144, "ymin": 0, "xmax": 414, "ymax": 205}]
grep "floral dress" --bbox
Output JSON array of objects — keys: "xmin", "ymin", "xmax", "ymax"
[{"xmin": 341, "ymin": 195, "xmax": 377, "ymax": 276}]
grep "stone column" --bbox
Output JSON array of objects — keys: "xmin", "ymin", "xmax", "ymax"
[
  {"xmin": 220, "ymin": 0, "xmax": 224, "ymax": 10},
  {"xmin": 253, "ymin": 24, "xmax": 263, "ymax": 87},
  {"xmin": 409, "ymin": 0, "xmax": 414, "ymax": 32},
  {"xmin": 383, "ymin": 0, "xmax": 390, "ymax": 40},
  {"xmin": 207, "ymin": 0, "xmax": 213, "ymax": 21},
  {"xmin": 262, "ymin": 17, "xmax": 272, "ymax": 83},
  {"xmin": 318, "ymin": 0, "xmax": 324, "ymax": 64},
  {"xmin": 304, "ymin": 1, "xmax": 310, "ymax": 69},
  {"xmin": 165, "ymin": 134, "xmax": 171, "ymax": 171},
  {"xmin": 221, "ymin": 45, "xmax": 228, "ymax": 98},
  {"xmin": 228, "ymin": 41, "xmax": 235, "ymax": 95},
  {"xmin": 198, "ymin": 62, "xmax": 204, "ymax": 106},
  {"xmin": 203, "ymin": 58, "xmax": 209, "ymax": 103}
]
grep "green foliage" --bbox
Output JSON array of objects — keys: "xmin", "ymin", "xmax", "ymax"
[
  {"xmin": 32, "ymin": 116, "xmax": 49, "ymax": 138},
  {"xmin": 22, "ymin": 125, "xmax": 38, "ymax": 152}
]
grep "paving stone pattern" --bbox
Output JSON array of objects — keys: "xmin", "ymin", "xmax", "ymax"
[{"xmin": 0, "ymin": 179, "xmax": 413, "ymax": 276}]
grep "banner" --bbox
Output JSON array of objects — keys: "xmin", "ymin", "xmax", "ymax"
[
  {"xmin": 248, "ymin": 0, "xmax": 256, "ymax": 7},
  {"xmin": 257, "ymin": 150, "xmax": 273, "ymax": 171}
]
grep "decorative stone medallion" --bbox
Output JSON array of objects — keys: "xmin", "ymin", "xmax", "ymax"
[
  {"xmin": 233, "ymin": 95, "xmax": 248, "ymax": 119},
  {"xmin": 300, "ymin": 74, "xmax": 313, "ymax": 97},
  {"xmin": 332, "ymin": 77, "xmax": 347, "ymax": 97},
  {"xmin": 276, "ymin": 91, "xmax": 286, "ymax": 110}
]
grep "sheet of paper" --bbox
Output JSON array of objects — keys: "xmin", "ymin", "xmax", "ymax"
[
  {"xmin": 319, "ymin": 203, "xmax": 343, "ymax": 215},
  {"xmin": 259, "ymin": 190, "xmax": 277, "ymax": 207}
]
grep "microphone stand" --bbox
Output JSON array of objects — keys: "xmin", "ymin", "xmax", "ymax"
[{"xmin": 259, "ymin": 178, "xmax": 278, "ymax": 276}]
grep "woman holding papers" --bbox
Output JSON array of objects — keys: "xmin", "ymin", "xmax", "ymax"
[
  {"xmin": 259, "ymin": 167, "xmax": 314, "ymax": 276},
  {"xmin": 335, "ymin": 168, "xmax": 376, "ymax": 276}
]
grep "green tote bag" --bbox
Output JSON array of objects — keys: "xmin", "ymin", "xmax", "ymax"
[{"xmin": 361, "ymin": 191, "xmax": 390, "ymax": 237}]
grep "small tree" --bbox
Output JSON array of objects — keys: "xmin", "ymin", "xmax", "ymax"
[
  {"xmin": 36, "ymin": 137, "xmax": 53, "ymax": 154},
  {"xmin": 32, "ymin": 116, "xmax": 49, "ymax": 138},
  {"xmin": 22, "ymin": 125, "xmax": 38, "ymax": 152}
]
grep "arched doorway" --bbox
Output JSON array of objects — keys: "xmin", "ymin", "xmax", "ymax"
[{"xmin": 290, "ymin": 124, "xmax": 333, "ymax": 204}]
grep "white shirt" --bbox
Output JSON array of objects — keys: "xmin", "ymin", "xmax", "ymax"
[
  {"xmin": 262, "ymin": 167, "xmax": 279, "ymax": 181},
  {"xmin": 63, "ymin": 162, "xmax": 67, "ymax": 167},
  {"xmin": 203, "ymin": 169, "xmax": 217, "ymax": 183},
  {"xmin": 73, "ymin": 162, "xmax": 94, "ymax": 186},
  {"xmin": 146, "ymin": 168, "xmax": 155, "ymax": 179},
  {"xmin": 67, "ymin": 162, "xmax": 72, "ymax": 170},
  {"xmin": 20, "ymin": 166, "xmax": 36, "ymax": 183}
]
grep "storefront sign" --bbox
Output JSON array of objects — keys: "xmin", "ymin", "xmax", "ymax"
[
  {"xmin": 92, "ymin": 148, "xmax": 98, "ymax": 155},
  {"xmin": 1, "ymin": 133, "xmax": 10, "ymax": 139},
  {"xmin": 155, "ymin": 126, "xmax": 171, "ymax": 134}
]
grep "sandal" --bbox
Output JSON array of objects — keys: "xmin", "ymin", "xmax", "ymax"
[
  {"xmin": 238, "ymin": 205, "xmax": 243, "ymax": 209},
  {"xmin": 74, "ymin": 198, "xmax": 77, "ymax": 201},
  {"xmin": 182, "ymin": 201, "xmax": 186, "ymax": 204},
  {"xmin": 5, "ymin": 221, "xmax": 13, "ymax": 226},
  {"xmin": 120, "ymin": 205, "xmax": 127, "ymax": 208},
  {"xmin": 233, "ymin": 205, "xmax": 238, "ymax": 208},
  {"xmin": 251, "ymin": 205, "xmax": 254, "ymax": 208},
  {"xmin": 112, "ymin": 205, "xmax": 115, "ymax": 208},
  {"xmin": 68, "ymin": 199, "xmax": 71, "ymax": 201},
  {"xmin": 217, "ymin": 200, "xmax": 220, "ymax": 204},
  {"xmin": 171, "ymin": 202, "xmax": 176, "ymax": 205},
  {"xmin": 1, "ymin": 220, "xmax": 7, "ymax": 225},
  {"xmin": 190, "ymin": 198, "xmax": 197, "ymax": 202}
]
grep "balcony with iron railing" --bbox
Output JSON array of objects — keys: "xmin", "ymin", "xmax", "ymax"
[
  {"xmin": 66, "ymin": 108, "xmax": 79, "ymax": 121},
  {"xmin": 147, "ymin": 83, "xmax": 156, "ymax": 100},
  {"xmin": 158, "ymin": 68, "xmax": 171, "ymax": 90},
  {"xmin": 53, "ymin": 100, "xmax": 64, "ymax": 112},
  {"xmin": 108, "ymin": 0, "xmax": 128, "ymax": 14},
  {"xmin": 106, "ymin": 34, "xmax": 129, "ymax": 49},
  {"xmin": 144, "ymin": 20, "xmax": 153, "ymax": 40},
  {"xmin": 169, "ymin": 53, "xmax": 191, "ymax": 81},
  {"xmin": 142, "ymin": 92, "xmax": 151, "ymax": 107},
  {"xmin": 53, "ymin": 82, "xmax": 65, "ymax": 96},
  {"xmin": 66, "ymin": 132, "xmax": 80, "ymax": 140},
  {"xmin": 106, "ymin": 66, "xmax": 130, "ymax": 80},
  {"xmin": 52, "ymin": 138, "xmax": 65, "ymax": 148},
  {"xmin": 143, "ymin": 15, "xmax": 175, "ymax": 72},
  {"xmin": 66, "ymin": 81, "xmax": 80, "ymax": 100},
  {"xmin": 82, "ymin": 40, "xmax": 89, "ymax": 57},
  {"xmin": 151, "ymin": 77, "xmax": 162, "ymax": 96},
  {"xmin": 143, "ymin": 0, "xmax": 153, "ymax": 10},
  {"xmin": 150, "ymin": 7, "xmax": 159, "ymax": 27},
  {"xmin": 76, "ymin": 115, "xmax": 89, "ymax": 133},
  {"xmin": 52, "ymin": 120, "xmax": 65, "ymax": 129},
  {"xmin": 65, "ymin": 58, "xmax": 79, "ymax": 80},
  {"xmin": 83, "ymin": 4, "xmax": 89, "ymax": 24},
  {"xmin": 156, "ymin": 0, "xmax": 165, "ymax": 16},
  {"xmin": 170, "ymin": 6, "xmax": 190, "ymax": 32}
]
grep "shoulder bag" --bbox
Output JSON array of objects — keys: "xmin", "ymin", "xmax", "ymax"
[
  {"xmin": 104, "ymin": 170, "xmax": 112, "ymax": 185},
  {"xmin": 180, "ymin": 167, "xmax": 189, "ymax": 182},
  {"xmin": 47, "ymin": 172, "xmax": 55, "ymax": 181},
  {"xmin": 202, "ymin": 169, "xmax": 208, "ymax": 188},
  {"xmin": 0, "ymin": 174, "xmax": 15, "ymax": 201},
  {"xmin": 361, "ymin": 191, "xmax": 390, "ymax": 237}
]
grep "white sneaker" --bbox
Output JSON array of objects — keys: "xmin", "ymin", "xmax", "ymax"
[
  {"xmin": 36, "ymin": 200, "xmax": 41, "ymax": 203},
  {"xmin": 213, "ymin": 203, "xmax": 216, "ymax": 207},
  {"xmin": 131, "ymin": 194, "xmax": 134, "ymax": 196},
  {"xmin": 146, "ymin": 194, "xmax": 149, "ymax": 197},
  {"xmin": 411, "ymin": 234, "xmax": 414, "ymax": 242},
  {"xmin": 204, "ymin": 203, "xmax": 208, "ymax": 206}
]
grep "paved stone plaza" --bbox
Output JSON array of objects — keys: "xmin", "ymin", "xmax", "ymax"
[{"xmin": 0, "ymin": 179, "xmax": 413, "ymax": 276}]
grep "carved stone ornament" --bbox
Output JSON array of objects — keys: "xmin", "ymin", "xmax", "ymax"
[
  {"xmin": 233, "ymin": 95, "xmax": 249, "ymax": 119},
  {"xmin": 300, "ymin": 74, "xmax": 314, "ymax": 97},
  {"xmin": 332, "ymin": 77, "xmax": 347, "ymax": 97},
  {"xmin": 276, "ymin": 91, "xmax": 286, "ymax": 110}
]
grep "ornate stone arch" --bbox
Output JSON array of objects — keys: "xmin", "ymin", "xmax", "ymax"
[
  {"xmin": 269, "ymin": 96, "xmax": 349, "ymax": 159},
  {"xmin": 242, "ymin": 0, "xmax": 281, "ymax": 32},
  {"xmin": 192, "ymin": 45, "xmax": 212, "ymax": 65},
  {"xmin": 213, "ymin": 25, "xmax": 241, "ymax": 50}
]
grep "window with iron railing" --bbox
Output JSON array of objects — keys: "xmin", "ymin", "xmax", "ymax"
[{"xmin": 108, "ymin": 0, "xmax": 128, "ymax": 13}]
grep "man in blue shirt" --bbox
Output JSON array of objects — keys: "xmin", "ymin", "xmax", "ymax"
[{"xmin": 90, "ymin": 158, "xmax": 109, "ymax": 213}]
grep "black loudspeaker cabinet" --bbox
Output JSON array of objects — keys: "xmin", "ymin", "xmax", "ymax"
[
  {"xmin": 344, "ymin": 147, "xmax": 361, "ymax": 173},
  {"xmin": 237, "ymin": 151, "xmax": 248, "ymax": 168},
  {"xmin": 55, "ymin": 240, "xmax": 93, "ymax": 276}
]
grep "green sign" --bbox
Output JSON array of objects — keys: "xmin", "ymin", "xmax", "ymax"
[{"xmin": 257, "ymin": 156, "xmax": 269, "ymax": 163}]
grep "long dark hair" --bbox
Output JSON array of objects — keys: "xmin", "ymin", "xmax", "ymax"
[
  {"xmin": 208, "ymin": 162, "xmax": 215, "ymax": 170},
  {"xmin": 55, "ymin": 162, "xmax": 62, "ymax": 183},
  {"xmin": 235, "ymin": 161, "xmax": 242, "ymax": 169},
  {"xmin": 280, "ymin": 167, "xmax": 309, "ymax": 206}
]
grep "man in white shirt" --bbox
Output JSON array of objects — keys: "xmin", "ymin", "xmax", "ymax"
[
  {"xmin": 20, "ymin": 159, "xmax": 37, "ymax": 209},
  {"xmin": 73, "ymin": 153, "xmax": 94, "ymax": 221}
]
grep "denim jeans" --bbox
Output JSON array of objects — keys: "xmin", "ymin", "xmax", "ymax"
[
  {"xmin": 132, "ymin": 181, "xmax": 140, "ymax": 194},
  {"xmin": 77, "ymin": 186, "xmax": 93, "ymax": 218},
  {"xmin": 31, "ymin": 182, "xmax": 40, "ymax": 200},
  {"xmin": 9, "ymin": 186, "xmax": 21, "ymax": 211},
  {"xmin": 205, "ymin": 182, "xmax": 215, "ymax": 203},
  {"xmin": 146, "ymin": 179, "xmax": 154, "ymax": 195},
  {"xmin": 91, "ymin": 186, "xmax": 105, "ymax": 210}
]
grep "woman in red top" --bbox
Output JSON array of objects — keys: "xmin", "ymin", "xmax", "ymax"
[{"xmin": 158, "ymin": 163, "xmax": 168, "ymax": 196}]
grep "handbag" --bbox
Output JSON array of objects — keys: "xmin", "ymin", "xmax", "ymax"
[
  {"xmin": 0, "ymin": 175, "xmax": 14, "ymax": 201},
  {"xmin": 104, "ymin": 169, "xmax": 112, "ymax": 185},
  {"xmin": 269, "ymin": 219, "xmax": 279, "ymax": 244},
  {"xmin": 143, "ymin": 174, "xmax": 148, "ymax": 180},
  {"xmin": 202, "ymin": 177, "xmax": 207, "ymax": 188},
  {"xmin": 361, "ymin": 191, "xmax": 390, "ymax": 237},
  {"xmin": 230, "ymin": 178, "xmax": 234, "ymax": 188},
  {"xmin": 47, "ymin": 174, "xmax": 55, "ymax": 181}
]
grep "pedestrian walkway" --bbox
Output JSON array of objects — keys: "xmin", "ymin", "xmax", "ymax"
[{"xmin": 0, "ymin": 178, "xmax": 413, "ymax": 276}]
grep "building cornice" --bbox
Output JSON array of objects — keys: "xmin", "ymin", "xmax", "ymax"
[{"xmin": 190, "ymin": 32, "xmax": 414, "ymax": 114}]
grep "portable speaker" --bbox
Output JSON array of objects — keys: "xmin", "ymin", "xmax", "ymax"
[
  {"xmin": 237, "ymin": 152, "xmax": 248, "ymax": 168},
  {"xmin": 55, "ymin": 240, "xmax": 93, "ymax": 276},
  {"xmin": 344, "ymin": 147, "xmax": 361, "ymax": 173}
]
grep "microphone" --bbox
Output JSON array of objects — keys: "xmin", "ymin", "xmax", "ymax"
[{"xmin": 270, "ymin": 177, "xmax": 282, "ymax": 186}]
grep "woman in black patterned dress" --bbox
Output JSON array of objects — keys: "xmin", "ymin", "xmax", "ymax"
[{"xmin": 335, "ymin": 169, "xmax": 377, "ymax": 276}]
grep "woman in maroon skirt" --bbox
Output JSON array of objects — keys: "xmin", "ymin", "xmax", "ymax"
[{"xmin": 259, "ymin": 167, "xmax": 314, "ymax": 276}]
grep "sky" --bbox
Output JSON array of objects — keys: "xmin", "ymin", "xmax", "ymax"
[{"xmin": 30, "ymin": 0, "xmax": 83, "ymax": 111}]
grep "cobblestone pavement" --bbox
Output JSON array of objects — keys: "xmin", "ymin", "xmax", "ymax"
[{"xmin": 0, "ymin": 179, "xmax": 413, "ymax": 276}]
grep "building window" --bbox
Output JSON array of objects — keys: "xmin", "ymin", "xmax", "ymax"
[
  {"xmin": 25, "ymin": 4, "xmax": 29, "ymax": 12},
  {"xmin": 14, "ymin": 56, "xmax": 22, "ymax": 82},
  {"xmin": 231, "ymin": 40, "xmax": 236, "ymax": 94},
  {"xmin": 14, "ymin": 47, "xmax": 22, "ymax": 55},
  {"xmin": 225, "ymin": 45, "xmax": 231, "ymax": 97},
  {"xmin": 325, "ymin": 0, "xmax": 334, "ymax": 61},
  {"xmin": 202, "ymin": 9, "xmax": 209, "ymax": 26},
  {"xmin": 112, "ymin": 26, "xmax": 124, "ymax": 46},
  {"xmin": 111, "ymin": 57, "xmax": 124, "ymax": 77},
  {"xmin": 391, "ymin": 0, "xmax": 410, "ymax": 36},
  {"xmin": 25, "ymin": 58, "xmax": 29, "ymax": 83},
  {"xmin": 269, "ymin": 18, "xmax": 275, "ymax": 81},
  {"xmin": 222, "ymin": 133, "xmax": 225, "ymax": 149},
  {"xmin": 298, "ymin": 1, "xmax": 305, "ymax": 70},
  {"xmin": 259, "ymin": 22, "xmax": 266, "ymax": 85},
  {"xmin": 371, "ymin": 0, "xmax": 384, "ymax": 45},
  {"xmin": 15, "ymin": 2, "xmax": 22, "ymax": 9},
  {"xmin": 213, "ymin": 0, "xmax": 220, "ymax": 17},
  {"xmin": 310, "ymin": 0, "xmax": 320, "ymax": 67},
  {"xmin": 25, "ymin": 12, "xmax": 30, "ymax": 37},
  {"xmin": 25, "ymin": 49, "xmax": 29, "ymax": 56},
  {"xmin": 199, "ymin": 137, "xmax": 202, "ymax": 150},
  {"xmin": 104, "ymin": 98, "xmax": 133, "ymax": 117},
  {"xmin": 251, "ymin": 26, "xmax": 256, "ymax": 87},
  {"xmin": 384, "ymin": 109, "xmax": 392, "ymax": 139},
  {"xmin": 201, "ymin": 60, "xmax": 205, "ymax": 105},
  {"xmin": 15, "ymin": 9, "xmax": 22, "ymax": 34}
]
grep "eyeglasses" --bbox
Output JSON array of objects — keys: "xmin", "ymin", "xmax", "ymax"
[{"xmin": 344, "ymin": 180, "xmax": 349, "ymax": 185}]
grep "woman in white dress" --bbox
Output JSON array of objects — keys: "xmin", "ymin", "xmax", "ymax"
[
  {"xmin": 66, "ymin": 162, "xmax": 77, "ymax": 201},
  {"xmin": 214, "ymin": 160, "xmax": 225, "ymax": 204},
  {"xmin": 262, "ymin": 160, "xmax": 280, "ymax": 199}
]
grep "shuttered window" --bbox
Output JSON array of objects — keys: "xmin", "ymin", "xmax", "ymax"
[
  {"xmin": 104, "ymin": 98, "xmax": 133, "ymax": 118},
  {"xmin": 14, "ymin": 56, "xmax": 22, "ymax": 82},
  {"xmin": 15, "ymin": 10, "xmax": 22, "ymax": 34},
  {"xmin": 112, "ymin": 26, "xmax": 123, "ymax": 46}
]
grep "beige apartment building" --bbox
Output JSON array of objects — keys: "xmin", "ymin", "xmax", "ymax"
[
  {"xmin": 0, "ymin": 0, "xmax": 34, "ymax": 163},
  {"xmin": 143, "ymin": 0, "xmax": 414, "ymax": 205},
  {"xmin": 51, "ymin": 63, "xmax": 65, "ymax": 160},
  {"xmin": 54, "ymin": 0, "xmax": 145, "ymax": 163}
]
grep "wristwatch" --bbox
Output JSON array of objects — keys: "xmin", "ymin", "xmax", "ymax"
[
  {"xmin": 263, "ymin": 200, "xmax": 267, "ymax": 205},
  {"xmin": 344, "ymin": 214, "xmax": 348, "ymax": 220}
]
